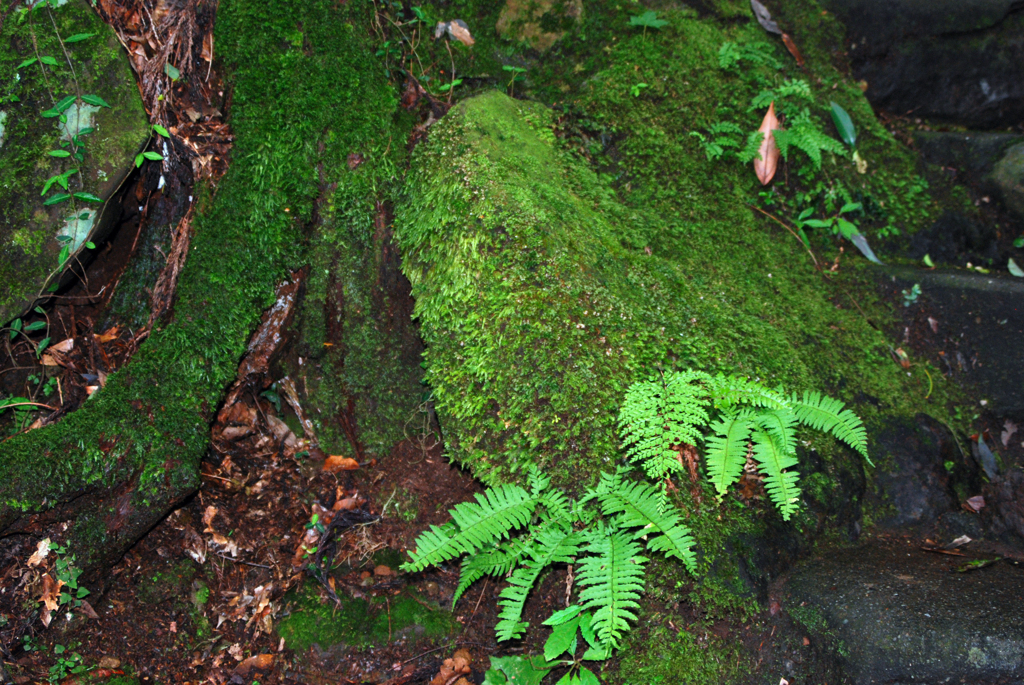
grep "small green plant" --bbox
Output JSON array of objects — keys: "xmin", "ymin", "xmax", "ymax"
[
  {"xmin": 48, "ymin": 644, "xmax": 87, "ymax": 684},
  {"xmin": 690, "ymin": 122, "xmax": 762, "ymax": 163},
  {"xmin": 503, "ymin": 65, "xmax": 527, "ymax": 97},
  {"xmin": 52, "ymin": 544, "xmax": 90, "ymax": 611},
  {"xmin": 629, "ymin": 82, "xmax": 648, "ymax": 98},
  {"xmin": 901, "ymin": 283, "xmax": 921, "ymax": 307},
  {"xmin": 794, "ymin": 202, "xmax": 883, "ymax": 264},
  {"xmin": 404, "ymin": 370, "xmax": 870, "ymax": 672},
  {"xmin": 628, "ymin": 11, "xmax": 668, "ymax": 38}
]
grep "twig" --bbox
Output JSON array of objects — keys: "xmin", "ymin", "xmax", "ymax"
[
  {"xmin": 470, "ymin": 578, "xmax": 488, "ymax": 622},
  {"xmin": 748, "ymin": 204, "xmax": 820, "ymax": 270},
  {"xmin": 212, "ymin": 553, "xmax": 271, "ymax": 569}
]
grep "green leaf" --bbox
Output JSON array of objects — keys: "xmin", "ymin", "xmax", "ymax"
[
  {"xmin": 481, "ymin": 656, "xmax": 553, "ymax": 685},
  {"xmin": 73, "ymin": 192, "xmax": 103, "ymax": 203},
  {"xmin": 164, "ymin": 62, "xmax": 181, "ymax": 80},
  {"xmin": 24, "ymin": 321, "xmax": 47, "ymax": 332},
  {"xmin": 705, "ymin": 410, "xmax": 754, "ymax": 500},
  {"xmin": 829, "ymin": 101, "xmax": 857, "ymax": 146},
  {"xmin": 80, "ymin": 94, "xmax": 111, "ymax": 108},
  {"xmin": 64, "ymin": 33, "xmax": 96, "ymax": 43},
  {"xmin": 58, "ymin": 244, "xmax": 70, "ymax": 264},
  {"xmin": 53, "ymin": 645, "xmax": 65, "ymax": 655},
  {"xmin": 577, "ymin": 668, "xmax": 601, "ymax": 685},
  {"xmin": 43, "ymin": 193, "xmax": 72, "ymax": 206},
  {"xmin": 801, "ymin": 219, "xmax": 831, "ymax": 228},
  {"xmin": 143, "ymin": 151, "xmax": 164, "ymax": 161},
  {"xmin": 153, "ymin": 124, "xmax": 170, "ymax": 137},
  {"xmin": 48, "ymin": 150, "xmax": 72, "ymax": 158},
  {"xmin": 40, "ymin": 107, "xmax": 60, "ymax": 118},
  {"xmin": 76, "ymin": 586, "xmax": 90, "ymax": 598},
  {"xmin": 543, "ymin": 605, "xmax": 582, "ymax": 626},
  {"xmin": 923, "ymin": 254, "xmax": 935, "ymax": 268},
  {"xmin": 40, "ymin": 55, "xmax": 58, "ymax": 66},
  {"xmin": 135, "ymin": 153, "xmax": 144, "ymax": 167},
  {"xmin": 836, "ymin": 218, "xmax": 858, "ymax": 240},
  {"xmin": 34, "ymin": 306, "xmax": 45, "ymax": 314},
  {"xmin": 55, "ymin": 95, "xmax": 76, "ymax": 113},
  {"xmin": 85, "ymin": 241, "xmax": 96, "ymax": 249},
  {"xmin": 1009, "ymin": 258, "xmax": 1024, "ymax": 277},
  {"xmin": 76, "ymin": 127, "xmax": 95, "ymax": 136},
  {"xmin": 11, "ymin": 318, "xmax": 22, "ymax": 333},
  {"xmin": 628, "ymin": 10, "xmax": 668, "ymax": 29},
  {"xmin": 1014, "ymin": 236, "xmax": 1024, "ymax": 249},
  {"xmin": 37, "ymin": 337, "xmax": 51, "ymax": 356},
  {"xmin": 17, "ymin": 57, "xmax": 37, "ymax": 69},
  {"xmin": 839, "ymin": 201, "xmax": 862, "ymax": 214},
  {"xmin": 544, "ymin": 614, "xmax": 582, "ymax": 660},
  {"xmin": 577, "ymin": 528, "xmax": 647, "ymax": 649}
]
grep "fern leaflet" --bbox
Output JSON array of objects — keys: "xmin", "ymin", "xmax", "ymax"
[
  {"xmin": 594, "ymin": 471, "xmax": 696, "ymax": 572},
  {"xmin": 577, "ymin": 528, "xmax": 648, "ymax": 650},
  {"xmin": 751, "ymin": 410, "xmax": 801, "ymax": 519},
  {"xmin": 454, "ymin": 538, "xmax": 528, "ymax": 604},
  {"xmin": 707, "ymin": 373, "xmax": 788, "ymax": 410},
  {"xmin": 495, "ymin": 522, "xmax": 581, "ymax": 641},
  {"xmin": 705, "ymin": 410, "xmax": 753, "ymax": 500},
  {"xmin": 792, "ymin": 390, "xmax": 871, "ymax": 465},
  {"xmin": 402, "ymin": 483, "xmax": 535, "ymax": 572}
]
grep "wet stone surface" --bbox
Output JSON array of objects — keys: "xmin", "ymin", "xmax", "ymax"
[{"xmin": 784, "ymin": 537, "xmax": 1024, "ymax": 684}]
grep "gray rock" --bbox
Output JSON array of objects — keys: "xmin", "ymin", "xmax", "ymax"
[
  {"xmin": 870, "ymin": 413, "xmax": 958, "ymax": 529},
  {"xmin": 992, "ymin": 141, "xmax": 1024, "ymax": 221},
  {"xmin": 882, "ymin": 266, "xmax": 1024, "ymax": 421},
  {"xmin": 914, "ymin": 131, "xmax": 1023, "ymax": 183},
  {"xmin": 785, "ymin": 538, "xmax": 1024, "ymax": 684},
  {"xmin": 825, "ymin": 0, "xmax": 1024, "ymax": 127}
]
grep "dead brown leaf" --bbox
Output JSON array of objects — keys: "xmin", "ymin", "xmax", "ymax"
[
  {"xmin": 323, "ymin": 455, "xmax": 360, "ymax": 473},
  {"xmin": 202, "ymin": 505, "xmax": 218, "ymax": 532},
  {"xmin": 234, "ymin": 654, "xmax": 274, "ymax": 677},
  {"xmin": 754, "ymin": 102, "xmax": 781, "ymax": 185},
  {"xmin": 27, "ymin": 538, "xmax": 51, "ymax": 567},
  {"xmin": 429, "ymin": 650, "xmax": 473, "ymax": 685},
  {"xmin": 781, "ymin": 33, "xmax": 804, "ymax": 66},
  {"xmin": 39, "ymin": 573, "xmax": 64, "ymax": 627}
]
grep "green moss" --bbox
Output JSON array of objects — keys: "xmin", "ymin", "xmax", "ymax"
[
  {"xmin": 613, "ymin": 625, "xmax": 751, "ymax": 685},
  {"xmin": 0, "ymin": 0, "xmax": 148, "ymax": 323},
  {"xmin": 0, "ymin": 0, "xmax": 402, "ymax": 574},
  {"xmin": 276, "ymin": 584, "xmax": 459, "ymax": 652}
]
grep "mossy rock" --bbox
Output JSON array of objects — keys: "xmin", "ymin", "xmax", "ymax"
[
  {"xmin": 276, "ymin": 584, "xmax": 460, "ymax": 653},
  {"xmin": 0, "ymin": 0, "xmax": 149, "ymax": 324}
]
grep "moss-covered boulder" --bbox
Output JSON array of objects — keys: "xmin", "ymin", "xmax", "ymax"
[{"xmin": 0, "ymin": 0, "xmax": 149, "ymax": 324}]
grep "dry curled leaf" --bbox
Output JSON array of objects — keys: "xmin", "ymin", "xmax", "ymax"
[
  {"xmin": 323, "ymin": 455, "xmax": 360, "ymax": 473},
  {"xmin": 39, "ymin": 573, "xmax": 64, "ymax": 627},
  {"xmin": 27, "ymin": 538, "xmax": 51, "ymax": 567},
  {"xmin": 754, "ymin": 102, "xmax": 781, "ymax": 185},
  {"xmin": 781, "ymin": 33, "xmax": 804, "ymax": 66},
  {"xmin": 750, "ymin": 0, "xmax": 780, "ymax": 33}
]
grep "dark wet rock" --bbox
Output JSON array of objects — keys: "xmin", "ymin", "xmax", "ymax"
[
  {"xmin": 983, "ymin": 469, "xmax": 1024, "ymax": 545},
  {"xmin": 784, "ymin": 538, "xmax": 1024, "ymax": 684},
  {"xmin": 883, "ymin": 266, "xmax": 1024, "ymax": 420},
  {"xmin": 914, "ymin": 131, "xmax": 1023, "ymax": 187},
  {"xmin": 870, "ymin": 413, "xmax": 958, "ymax": 529},
  {"xmin": 992, "ymin": 141, "xmax": 1024, "ymax": 220},
  {"xmin": 824, "ymin": 0, "xmax": 1024, "ymax": 127},
  {"xmin": 908, "ymin": 211, "xmax": 999, "ymax": 266}
]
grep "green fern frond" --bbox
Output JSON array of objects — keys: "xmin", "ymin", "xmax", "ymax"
[
  {"xmin": 495, "ymin": 523, "xmax": 582, "ymax": 641},
  {"xmin": 403, "ymin": 483, "xmax": 535, "ymax": 572},
  {"xmin": 618, "ymin": 371, "xmax": 710, "ymax": 480},
  {"xmin": 577, "ymin": 528, "xmax": 648, "ymax": 650},
  {"xmin": 773, "ymin": 109, "xmax": 846, "ymax": 169},
  {"xmin": 792, "ymin": 390, "xmax": 871, "ymax": 465},
  {"xmin": 707, "ymin": 374, "xmax": 788, "ymax": 411},
  {"xmin": 705, "ymin": 410, "xmax": 754, "ymax": 500},
  {"xmin": 454, "ymin": 538, "xmax": 528, "ymax": 604},
  {"xmin": 751, "ymin": 413, "xmax": 801, "ymax": 520},
  {"xmin": 594, "ymin": 471, "xmax": 696, "ymax": 572}
]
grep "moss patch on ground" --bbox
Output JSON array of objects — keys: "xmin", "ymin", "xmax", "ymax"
[{"xmin": 276, "ymin": 584, "xmax": 459, "ymax": 653}]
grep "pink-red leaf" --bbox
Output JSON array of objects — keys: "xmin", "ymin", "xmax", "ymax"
[{"xmin": 754, "ymin": 102, "xmax": 781, "ymax": 185}]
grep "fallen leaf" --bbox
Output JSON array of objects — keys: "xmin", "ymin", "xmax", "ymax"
[
  {"xmin": 228, "ymin": 642, "xmax": 244, "ymax": 661},
  {"xmin": 975, "ymin": 434, "xmax": 999, "ymax": 480},
  {"xmin": 947, "ymin": 535, "xmax": 972, "ymax": 549},
  {"xmin": 323, "ymin": 455, "xmax": 360, "ymax": 473},
  {"xmin": 202, "ymin": 505, "xmax": 218, "ymax": 532},
  {"xmin": 94, "ymin": 327, "xmax": 119, "ymax": 343},
  {"xmin": 750, "ymin": 0, "xmax": 780, "ymax": 33},
  {"xmin": 852, "ymin": 149, "xmax": 867, "ymax": 173},
  {"xmin": 27, "ymin": 538, "xmax": 51, "ymax": 567},
  {"xmin": 429, "ymin": 650, "xmax": 472, "ymax": 685},
  {"xmin": 211, "ymin": 533, "xmax": 239, "ymax": 557},
  {"xmin": 754, "ymin": 102, "xmax": 781, "ymax": 185},
  {"xmin": 848, "ymin": 230, "xmax": 884, "ymax": 265},
  {"xmin": 1002, "ymin": 419, "xmax": 1018, "ymax": 447},
  {"xmin": 79, "ymin": 599, "xmax": 100, "ymax": 619},
  {"xmin": 446, "ymin": 19, "xmax": 475, "ymax": 46},
  {"xmin": 374, "ymin": 564, "xmax": 393, "ymax": 576},
  {"xmin": 234, "ymin": 654, "xmax": 274, "ymax": 677},
  {"xmin": 201, "ymin": 31, "xmax": 214, "ymax": 63},
  {"xmin": 97, "ymin": 657, "xmax": 121, "ymax": 669},
  {"xmin": 963, "ymin": 495, "xmax": 985, "ymax": 512},
  {"xmin": 781, "ymin": 33, "xmax": 804, "ymax": 66},
  {"xmin": 39, "ymin": 573, "xmax": 64, "ymax": 627},
  {"xmin": 927, "ymin": 317, "xmax": 939, "ymax": 333},
  {"xmin": 894, "ymin": 347, "xmax": 911, "ymax": 369},
  {"xmin": 1009, "ymin": 257, "xmax": 1024, "ymax": 277}
]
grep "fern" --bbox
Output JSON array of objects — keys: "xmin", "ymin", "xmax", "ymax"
[
  {"xmin": 403, "ymin": 483, "xmax": 535, "ymax": 572},
  {"xmin": 576, "ymin": 527, "xmax": 647, "ymax": 650},
  {"xmin": 773, "ymin": 108, "xmax": 846, "ymax": 170},
  {"xmin": 495, "ymin": 522, "xmax": 582, "ymax": 641},
  {"xmin": 594, "ymin": 471, "xmax": 696, "ymax": 572},
  {"xmin": 792, "ymin": 390, "xmax": 871, "ymax": 465},
  {"xmin": 706, "ymin": 373, "xmax": 788, "ymax": 410},
  {"xmin": 618, "ymin": 370, "xmax": 710, "ymax": 480},
  {"xmin": 454, "ymin": 538, "xmax": 528, "ymax": 604},
  {"xmin": 704, "ymin": 410, "xmax": 753, "ymax": 500},
  {"xmin": 751, "ymin": 410, "xmax": 801, "ymax": 520}
]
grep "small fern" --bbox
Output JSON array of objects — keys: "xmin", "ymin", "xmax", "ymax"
[
  {"xmin": 402, "ymin": 368, "xmax": 870, "ymax": 667},
  {"xmin": 773, "ymin": 108, "xmax": 847, "ymax": 170}
]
